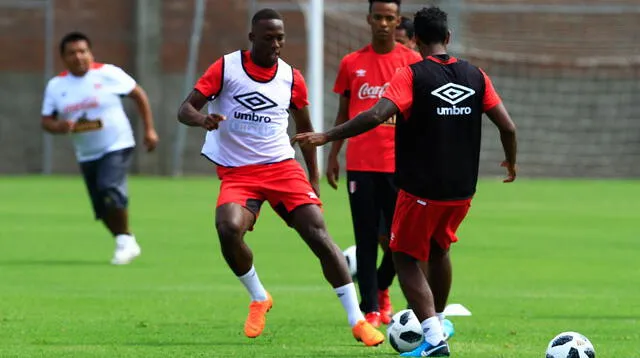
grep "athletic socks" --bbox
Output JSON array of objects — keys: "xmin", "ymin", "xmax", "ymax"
[
  {"xmin": 421, "ymin": 316, "xmax": 445, "ymax": 346},
  {"xmin": 237, "ymin": 265, "xmax": 268, "ymax": 302},
  {"xmin": 334, "ymin": 283, "xmax": 365, "ymax": 327}
]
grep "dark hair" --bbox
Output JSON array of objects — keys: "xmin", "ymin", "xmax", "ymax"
[
  {"xmin": 368, "ymin": 0, "xmax": 401, "ymax": 13},
  {"xmin": 251, "ymin": 8, "xmax": 283, "ymax": 25},
  {"xmin": 397, "ymin": 16, "xmax": 414, "ymax": 39},
  {"xmin": 414, "ymin": 6, "xmax": 448, "ymax": 45},
  {"xmin": 59, "ymin": 31, "xmax": 91, "ymax": 55}
]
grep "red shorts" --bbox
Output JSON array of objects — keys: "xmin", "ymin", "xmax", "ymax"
[
  {"xmin": 390, "ymin": 190, "xmax": 471, "ymax": 261},
  {"xmin": 216, "ymin": 159, "xmax": 321, "ymax": 224}
]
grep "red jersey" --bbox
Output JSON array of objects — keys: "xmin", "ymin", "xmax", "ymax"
[
  {"xmin": 333, "ymin": 44, "xmax": 422, "ymax": 173},
  {"xmin": 195, "ymin": 50, "xmax": 309, "ymax": 109}
]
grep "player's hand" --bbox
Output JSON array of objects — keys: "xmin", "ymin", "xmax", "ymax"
[
  {"xmin": 309, "ymin": 176, "xmax": 321, "ymax": 198},
  {"xmin": 202, "ymin": 113, "xmax": 226, "ymax": 131},
  {"xmin": 501, "ymin": 161, "xmax": 517, "ymax": 183},
  {"xmin": 291, "ymin": 132, "xmax": 329, "ymax": 148},
  {"xmin": 56, "ymin": 120, "xmax": 75, "ymax": 134},
  {"xmin": 144, "ymin": 128, "xmax": 159, "ymax": 152},
  {"xmin": 326, "ymin": 154, "xmax": 340, "ymax": 190}
]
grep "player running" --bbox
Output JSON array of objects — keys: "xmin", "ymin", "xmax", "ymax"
[
  {"xmin": 41, "ymin": 32, "xmax": 159, "ymax": 265},
  {"xmin": 177, "ymin": 8, "xmax": 384, "ymax": 346},
  {"xmin": 329, "ymin": 0, "xmax": 422, "ymax": 327},
  {"xmin": 293, "ymin": 6, "xmax": 518, "ymax": 356}
]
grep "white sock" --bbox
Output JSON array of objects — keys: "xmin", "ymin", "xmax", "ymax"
[
  {"xmin": 421, "ymin": 317, "xmax": 445, "ymax": 346},
  {"xmin": 115, "ymin": 234, "xmax": 135, "ymax": 247},
  {"xmin": 436, "ymin": 312, "xmax": 445, "ymax": 326},
  {"xmin": 334, "ymin": 283, "xmax": 365, "ymax": 327},
  {"xmin": 237, "ymin": 265, "xmax": 268, "ymax": 302}
]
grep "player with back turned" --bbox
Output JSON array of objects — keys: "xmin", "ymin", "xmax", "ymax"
[{"xmin": 293, "ymin": 6, "xmax": 518, "ymax": 356}]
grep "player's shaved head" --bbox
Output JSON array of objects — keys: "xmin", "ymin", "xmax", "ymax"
[
  {"xmin": 414, "ymin": 6, "xmax": 449, "ymax": 45},
  {"xmin": 249, "ymin": 8, "xmax": 285, "ymax": 68},
  {"xmin": 251, "ymin": 8, "xmax": 283, "ymax": 26},
  {"xmin": 368, "ymin": 0, "xmax": 401, "ymax": 13}
]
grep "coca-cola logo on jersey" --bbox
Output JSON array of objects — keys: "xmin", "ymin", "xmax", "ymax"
[{"xmin": 357, "ymin": 82, "xmax": 390, "ymax": 100}]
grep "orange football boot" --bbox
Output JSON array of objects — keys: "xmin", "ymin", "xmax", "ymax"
[
  {"xmin": 352, "ymin": 319, "xmax": 385, "ymax": 346},
  {"xmin": 244, "ymin": 292, "xmax": 273, "ymax": 338}
]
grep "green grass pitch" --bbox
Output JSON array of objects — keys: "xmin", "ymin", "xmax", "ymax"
[{"xmin": 0, "ymin": 176, "xmax": 638, "ymax": 357}]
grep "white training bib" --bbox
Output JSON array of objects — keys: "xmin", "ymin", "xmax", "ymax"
[
  {"xmin": 41, "ymin": 63, "xmax": 136, "ymax": 162},
  {"xmin": 201, "ymin": 51, "xmax": 295, "ymax": 167}
]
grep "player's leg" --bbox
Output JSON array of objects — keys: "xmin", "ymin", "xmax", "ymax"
[
  {"xmin": 289, "ymin": 204, "xmax": 384, "ymax": 346},
  {"xmin": 214, "ymin": 167, "xmax": 271, "ymax": 338},
  {"xmin": 346, "ymin": 171, "xmax": 382, "ymax": 326},
  {"xmin": 390, "ymin": 190, "xmax": 449, "ymax": 357},
  {"xmin": 428, "ymin": 239, "xmax": 452, "ymax": 328},
  {"xmin": 428, "ymin": 201, "xmax": 471, "ymax": 342},
  {"xmin": 94, "ymin": 148, "xmax": 139, "ymax": 265},
  {"xmin": 263, "ymin": 160, "xmax": 383, "ymax": 346},
  {"xmin": 376, "ymin": 218, "xmax": 395, "ymax": 324},
  {"xmin": 376, "ymin": 173, "xmax": 398, "ymax": 323}
]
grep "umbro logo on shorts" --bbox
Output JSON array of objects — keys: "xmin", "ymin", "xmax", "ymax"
[
  {"xmin": 234, "ymin": 91, "xmax": 278, "ymax": 112},
  {"xmin": 431, "ymin": 83, "xmax": 475, "ymax": 105}
]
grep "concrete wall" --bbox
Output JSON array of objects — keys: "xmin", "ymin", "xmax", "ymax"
[{"xmin": 1, "ymin": 0, "xmax": 638, "ymax": 177}]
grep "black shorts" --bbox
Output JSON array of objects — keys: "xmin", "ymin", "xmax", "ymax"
[{"xmin": 79, "ymin": 147, "xmax": 133, "ymax": 219}]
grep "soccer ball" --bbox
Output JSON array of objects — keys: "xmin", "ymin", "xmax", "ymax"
[
  {"xmin": 545, "ymin": 332, "xmax": 596, "ymax": 358},
  {"xmin": 343, "ymin": 245, "xmax": 357, "ymax": 279},
  {"xmin": 386, "ymin": 309, "xmax": 424, "ymax": 353}
]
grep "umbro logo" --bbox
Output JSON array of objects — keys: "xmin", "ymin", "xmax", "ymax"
[
  {"xmin": 355, "ymin": 69, "xmax": 366, "ymax": 77},
  {"xmin": 431, "ymin": 83, "xmax": 475, "ymax": 105},
  {"xmin": 233, "ymin": 91, "xmax": 277, "ymax": 112}
]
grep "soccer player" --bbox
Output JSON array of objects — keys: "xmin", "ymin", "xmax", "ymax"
[
  {"xmin": 328, "ymin": 0, "xmax": 422, "ymax": 327},
  {"xmin": 41, "ymin": 32, "xmax": 159, "ymax": 265},
  {"xmin": 176, "ymin": 9, "xmax": 384, "ymax": 346},
  {"xmin": 293, "ymin": 6, "xmax": 517, "ymax": 357},
  {"xmin": 395, "ymin": 16, "xmax": 417, "ymax": 50}
]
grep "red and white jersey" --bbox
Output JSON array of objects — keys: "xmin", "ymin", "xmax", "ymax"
[
  {"xmin": 334, "ymin": 44, "xmax": 422, "ymax": 173},
  {"xmin": 41, "ymin": 63, "xmax": 137, "ymax": 162},
  {"xmin": 196, "ymin": 51, "xmax": 307, "ymax": 167}
]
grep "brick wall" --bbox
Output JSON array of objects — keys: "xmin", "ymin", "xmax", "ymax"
[{"xmin": 1, "ymin": 0, "xmax": 638, "ymax": 176}]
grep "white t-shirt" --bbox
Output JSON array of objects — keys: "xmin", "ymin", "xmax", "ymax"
[
  {"xmin": 200, "ymin": 51, "xmax": 295, "ymax": 167},
  {"xmin": 41, "ymin": 63, "xmax": 137, "ymax": 162}
]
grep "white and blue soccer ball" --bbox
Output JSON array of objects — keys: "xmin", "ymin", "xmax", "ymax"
[
  {"xmin": 386, "ymin": 309, "xmax": 424, "ymax": 353},
  {"xmin": 342, "ymin": 245, "xmax": 357, "ymax": 279},
  {"xmin": 546, "ymin": 331, "xmax": 595, "ymax": 358}
]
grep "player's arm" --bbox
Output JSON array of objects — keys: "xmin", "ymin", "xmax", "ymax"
[
  {"xmin": 327, "ymin": 99, "xmax": 397, "ymax": 141},
  {"xmin": 326, "ymin": 56, "xmax": 352, "ymax": 189},
  {"xmin": 40, "ymin": 81, "xmax": 73, "ymax": 134},
  {"xmin": 325, "ymin": 95, "xmax": 349, "ymax": 189},
  {"xmin": 290, "ymin": 105, "xmax": 321, "ymax": 195},
  {"xmin": 292, "ymin": 66, "xmax": 411, "ymax": 147},
  {"xmin": 289, "ymin": 69, "xmax": 320, "ymax": 195},
  {"xmin": 178, "ymin": 90, "xmax": 208, "ymax": 127},
  {"xmin": 128, "ymin": 85, "xmax": 158, "ymax": 151},
  {"xmin": 41, "ymin": 114, "xmax": 73, "ymax": 134},
  {"xmin": 292, "ymin": 99, "xmax": 398, "ymax": 147},
  {"xmin": 481, "ymin": 68, "xmax": 517, "ymax": 182},
  {"xmin": 486, "ymin": 103, "xmax": 517, "ymax": 182},
  {"xmin": 177, "ymin": 59, "xmax": 226, "ymax": 130}
]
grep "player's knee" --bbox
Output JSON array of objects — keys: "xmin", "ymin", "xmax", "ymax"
[
  {"xmin": 216, "ymin": 218, "xmax": 245, "ymax": 242},
  {"xmin": 98, "ymin": 187, "xmax": 127, "ymax": 211}
]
